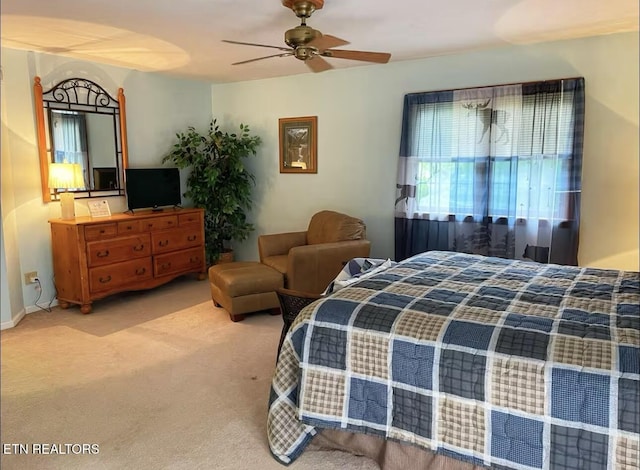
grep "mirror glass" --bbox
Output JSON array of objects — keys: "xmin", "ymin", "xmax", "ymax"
[
  {"xmin": 35, "ymin": 76, "xmax": 128, "ymax": 202},
  {"xmin": 48, "ymin": 110, "xmax": 119, "ymax": 190}
]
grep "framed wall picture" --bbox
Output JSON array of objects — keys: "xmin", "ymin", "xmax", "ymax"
[{"xmin": 279, "ymin": 116, "xmax": 317, "ymax": 173}]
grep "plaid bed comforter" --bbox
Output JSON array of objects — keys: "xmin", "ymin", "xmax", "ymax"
[{"xmin": 268, "ymin": 251, "xmax": 640, "ymax": 469}]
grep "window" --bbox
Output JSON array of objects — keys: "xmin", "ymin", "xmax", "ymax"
[
  {"xmin": 395, "ymin": 79, "xmax": 584, "ymax": 264},
  {"xmin": 411, "ymin": 91, "xmax": 576, "ymax": 221}
]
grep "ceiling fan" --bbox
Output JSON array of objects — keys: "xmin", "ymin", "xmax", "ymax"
[{"xmin": 222, "ymin": 0, "xmax": 391, "ymax": 73}]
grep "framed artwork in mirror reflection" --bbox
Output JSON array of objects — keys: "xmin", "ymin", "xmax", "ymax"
[{"xmin": 279, "ymin": 116, "xmax": 317, "ymax": 173}]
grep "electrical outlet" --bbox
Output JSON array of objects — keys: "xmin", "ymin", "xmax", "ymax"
[{"xmin": 24, "ymin": 271, "xmax": 38, "ymax": 284}]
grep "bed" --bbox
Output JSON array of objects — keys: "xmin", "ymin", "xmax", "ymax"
[{"xmin": 267, "ymin": 251, "xmax": 639, "ymax": 469}]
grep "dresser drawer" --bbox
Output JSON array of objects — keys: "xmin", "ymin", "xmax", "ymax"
[
  {"xmin": 85, "ymin": 223, "xmax": 117, "ymax": 241},
  {"xmin": 151, "ymin": 227, "xmax": 203, "ymax": 254},
  {"xmin": 87, "ymin": 234, "xmax": 151, "ymax": 267},
  {"xmin": 117, "ymin": 219, "xmax": 143, "ymax": 235},
  {"xmin": 154, "ymin": 247, "xmax": 204, "ymax": 277},
  {"xmin": 179, "ymin": 212, "xmax": 202, "ymax": 226},
  {"xmin": 142, "ymin": 215, "xmax": 178, "ymax": 231},
  {"xmin": 89, "ymin": 258, "xmax": 153, "ymax": 293}
]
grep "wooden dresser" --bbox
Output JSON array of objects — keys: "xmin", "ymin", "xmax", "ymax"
[{"xmin": 49, "ymin": 208, "xmax": 206, "ymax": 314}]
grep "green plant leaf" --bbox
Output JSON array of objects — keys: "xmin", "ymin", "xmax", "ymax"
[{"xmin": 163, "ymin": 119, "xmax": 262, "ymax": 264}]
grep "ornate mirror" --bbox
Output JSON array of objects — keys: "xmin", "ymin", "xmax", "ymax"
[{"xmin": 34, "ymin": 76, "xmax": 129, "ymax": 202}]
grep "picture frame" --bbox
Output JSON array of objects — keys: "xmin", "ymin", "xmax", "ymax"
[{"xmin": 279, "ymin": 116, "xmax": 317, "ymax": 173}]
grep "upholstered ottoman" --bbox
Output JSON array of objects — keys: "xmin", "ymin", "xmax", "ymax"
[{"xmin": 208, "ymin": 262, "xmax": 283, "ymax": 322}]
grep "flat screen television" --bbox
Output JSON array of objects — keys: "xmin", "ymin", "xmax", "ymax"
[{"xmin": 125, "ymin": 168, "xmax": 181, "ymax": 211}]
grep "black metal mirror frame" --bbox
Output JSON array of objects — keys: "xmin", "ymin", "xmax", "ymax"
[{"xmin": 34, "ymin": 76, "xmax": 129, "ymax": 202}]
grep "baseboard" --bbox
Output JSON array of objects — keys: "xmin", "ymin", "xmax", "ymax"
[
  {"xmin": 25, "ymin": 299, "xmax": 59, "ymax": 314},
  {"xmin": 1, "ymin": 299, "xmax": 59, "ymax": 330},
  {"xmin": 1, "ymin": 309, "xmax": 26, "ymax": 330}
]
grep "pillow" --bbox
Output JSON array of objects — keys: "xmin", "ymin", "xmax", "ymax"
[{"xmin": 324, "ymin": 258, "xmax": 396, "ymax": 295}]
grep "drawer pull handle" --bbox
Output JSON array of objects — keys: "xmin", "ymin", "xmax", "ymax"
[
  {"xmin": 187, "ymin": 235, "xmax": 197, "ymax": 241},
  {"xmin": 133, "ymin": 244, "xmax": 145, "ymax": 251},
  {"xmin": 99, "ymin": 229, "xmax": 106, "ymax": 234},
  {"xmin": 125, "ymin": 226, "xmax": 133, "ymax": 230},
  {"xmin": 159, "ymin": 240, "xmax": 169, "ymax": 247},
  {"xmin": 190, "ymin": 257, "xmax": 199, "ymax": 263},
  {"xmin": 97, "ymin": 250, "xmax": 110, "ymax": 258},
  {"xmin": 99, "ymin": 275, "xmax": 112, "ymax": 284},
  {"xmin": 161, "ymin": 262, "xmax": 171, "ymax": 270},
  {"xmin": 135, "ymin": 268, "xmax": 146, "ymax": 275}
]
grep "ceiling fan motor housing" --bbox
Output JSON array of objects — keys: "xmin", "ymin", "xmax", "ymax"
[{"xmin": 285, "ymin": 25, "xmax": 320, "ymax": 49}]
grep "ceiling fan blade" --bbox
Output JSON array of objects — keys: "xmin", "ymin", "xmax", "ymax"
[
  {"xmin": 222, "ymin": 39, "xmax": 290, "ymax": 52},
  {"xmin": 306, "ymin": 56, "xmax": 333, "ymax": 73},
  {"xmin": 232, "ymin": 52, "xmax": 293, "ymax": 65},
  {"xmin": 322, "ymin": 49, "xmax": 391, "ymax": 64},
  {"xmin": 307, "ymin": 34, "xmax": 349, "ymax": 52}
]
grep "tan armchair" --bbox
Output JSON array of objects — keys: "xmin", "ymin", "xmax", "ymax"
[{"xmin": 258, "ymin": 210, "xmax": 371, "ymax": 294}]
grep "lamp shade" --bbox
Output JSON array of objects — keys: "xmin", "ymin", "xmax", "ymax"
[
  {"xmin": 48, "ymin": 163, "xmax": 84, "ymax": 189},
  {"xmin": 48, "ymin": 163, "xmax": 84, "ymax": 220}
]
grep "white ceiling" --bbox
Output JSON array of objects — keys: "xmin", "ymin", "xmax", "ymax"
[{"xmin": 1, "ymin": 0, "xmax": 638, "ymax": 84}]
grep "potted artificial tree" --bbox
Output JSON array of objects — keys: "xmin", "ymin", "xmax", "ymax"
[{"xmin": 163, "ymin": 119, "xmax": 262, "ymax": 265}]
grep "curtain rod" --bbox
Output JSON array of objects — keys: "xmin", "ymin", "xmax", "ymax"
[{"xmin": 407, "ymin": 77, "xmax": 584, "ymax": 96}]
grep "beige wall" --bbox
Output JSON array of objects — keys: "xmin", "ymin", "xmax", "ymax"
[
  {"xmin": 1, "ymin": 66, "xmax": 24, "ymax": 325},
  {"xmin": 212, "ymin": 31, "xmax": 639, "ymax": 270}
]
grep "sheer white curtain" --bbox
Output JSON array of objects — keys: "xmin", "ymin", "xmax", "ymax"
[{"xmin": 52, "ymin": 112, "xmax": 88, "ymax": 188}]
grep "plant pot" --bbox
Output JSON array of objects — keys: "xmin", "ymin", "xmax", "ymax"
[{"xmin": 217, "ymin": 250, "xmax": 234, "ymax": 264}]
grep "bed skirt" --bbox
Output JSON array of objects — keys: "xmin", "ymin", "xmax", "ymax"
[{"xmin": 311, "ymin": 429, "xmax": 488, "ymax": 470}]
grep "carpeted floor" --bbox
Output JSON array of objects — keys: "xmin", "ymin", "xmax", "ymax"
[{"xmin": 1, "ymin": 277, "xmax": 377, "ymax": 470}]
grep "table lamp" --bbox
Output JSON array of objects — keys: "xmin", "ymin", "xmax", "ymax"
[{"xmin": 48, "ymin": 163, "xmax": 84, "ymax": 220}]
